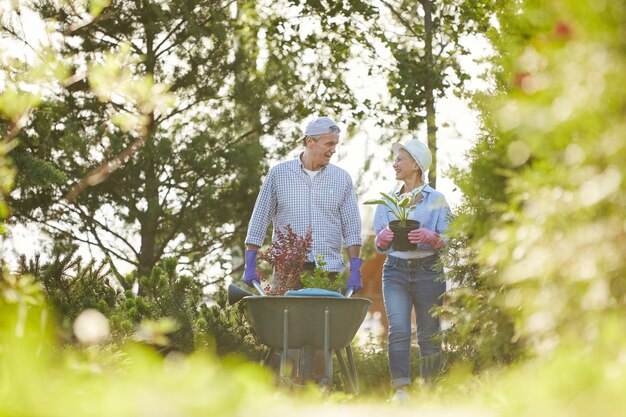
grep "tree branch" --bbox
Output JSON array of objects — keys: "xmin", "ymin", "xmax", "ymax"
[
  {"xmin": 153, "ymin": 18, "xmax": 186, "ymax": 56},
  {"xmin": 63, "ymin": 9, "xmax": 115, "ymax": 35},
  {"xmin": 83, "ymin": 218, "xmax": 135, "ymax": 270},
  {"xmin": 1, "ymin": 23, "xmax": 41, "ymax": 57},
  {"xmin": 152, "ymin": 190, "xmax": 196, "ymax": 262},
  {"xmin": 63, "ymin": 115, "xmax": 152, "ymax": 203},
  {"xmin": 58, "ymin": 201, "xmax": 140, "ymax": 258},
  {"xmin": 380, "ymin": 0, "xmax": 420, "ymax": 39},
  {"xmin": 23, "ymin": 212, "xmax": 139, "ymax": 267}
]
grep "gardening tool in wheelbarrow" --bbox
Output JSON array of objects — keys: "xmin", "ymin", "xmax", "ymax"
[{"xmin": 228, "ymin": 284, "xmax": 371, "ymax": 394}]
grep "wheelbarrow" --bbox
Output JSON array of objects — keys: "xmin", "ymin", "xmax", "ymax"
[{"xmin": 228, "ymin": 284, "xmax": 371, "ymax": 394}]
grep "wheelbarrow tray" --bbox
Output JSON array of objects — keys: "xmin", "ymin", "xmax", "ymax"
[{"xmin": 243, "ymin": 296, "xmax": 371, "ymax": 350}]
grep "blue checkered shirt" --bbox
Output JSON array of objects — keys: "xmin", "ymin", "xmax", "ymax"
[
  {"xmin": 373, "ymin": 184, "xmax": 451, "ymax": 256},
  {"xmin": 245, "ymin": 157, "xmax": 362, "ymax": 272}
]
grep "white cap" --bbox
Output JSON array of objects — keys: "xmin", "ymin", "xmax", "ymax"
[
  {"xmin": 392, "ymin": 139, "xmax": 432, "ymax": 182},
  {"xmin": 303, "ymin": 117, "xmax": 341, "ymax": 136}
]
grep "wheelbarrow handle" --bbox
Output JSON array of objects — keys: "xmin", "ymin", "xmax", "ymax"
[
  {"xmin": 345, "ymin": 288, "xmax": 354, "ymax": 298},
  {"xmin": 253, "ymin": 280, "xmax": 267, "ymax": 296}
]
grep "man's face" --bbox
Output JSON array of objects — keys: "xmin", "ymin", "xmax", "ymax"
[{"xmin": 307, "ymin": 133, "xmax": 339, "ymax": 166}]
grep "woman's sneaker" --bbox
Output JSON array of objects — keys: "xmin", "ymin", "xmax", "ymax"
[{"xmin": 390, "ymin": 389, "xmax": 410, "ymax": 403}]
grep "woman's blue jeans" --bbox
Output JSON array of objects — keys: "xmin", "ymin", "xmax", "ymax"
[{"xmin": 382, "ymin": 254, "xmax": 446, "ymax": 388}]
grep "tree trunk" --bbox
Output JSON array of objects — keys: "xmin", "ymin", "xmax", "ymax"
[
  {"xmin": 138, "ymin": 8, "xmax": 159, "ymax": 281},
  {"xmin": 137, "ymin": 112, "xmax": 158, "ymax": 280},
  {"xmin": 420, "ymin": 0, "xmax": 437, "ymax": 188}
]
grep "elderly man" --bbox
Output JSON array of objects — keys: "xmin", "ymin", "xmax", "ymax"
[{"xmin": 243, "ymin": 116, "xmax": 363, "ymax": 294}]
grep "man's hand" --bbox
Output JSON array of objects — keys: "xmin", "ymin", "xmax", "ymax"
[
  {"xmin": 375, "ymin": 227, "xmax": 394, "ymax": 250},
  {"xmin": 346, "ymin": 257, "xmax": 363, "ymax": 294},
  {"xmin": 408, "ymin": 228, "xmax": 444, "ymax": 249},
  {"xmin": 243, "ymin": 250, "xmax": 260, "ymax": 287}
]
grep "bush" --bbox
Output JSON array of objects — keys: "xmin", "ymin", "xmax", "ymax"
[
  {"xmin": 196, "ymin": 287, "xmax": 265, "ymax": 360},
  {"xmin": 18, "ymin": 250, "xmax": 120, "ymax": 339},
  {"xmin": 20, "ymin": 250, "xmax": 264, "ymax": 357},
  {"xmin": 441, "ymin": 0, "xmax": 626, "ymax": 372},
  {"xmin": 0, "ymin": 274, "xmax": 278, "ymax": 417}
]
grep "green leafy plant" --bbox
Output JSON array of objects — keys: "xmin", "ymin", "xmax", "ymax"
[
  {"xmin": 364, "ymin": 192, "xmax": 415, "ymax": 226},
  {"xmin": 363, "ymin": 185, "xmax": 426, "ymax": 226},
  {"xmin": 300, "ymin": 255, "xmax": 346, "ymax": 293}
]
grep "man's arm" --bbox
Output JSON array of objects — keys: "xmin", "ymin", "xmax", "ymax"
[
  {"xmin": 340, "ymin": 177, "xmax": 364, "ymax": 293},
  {"xmin": 243, "ymin": 169, "xmax": 276, "ymax": 288},
  {"xmin": 339, "ymin": 179, "xmax": 362, "ymax": 249},
  {"xmin": 346, "ymin": 245, "xmax": 361, "ymax": 259},
  {"xmin": 245, "ymin": 169, "xmax": 277, "ymax": 248}
]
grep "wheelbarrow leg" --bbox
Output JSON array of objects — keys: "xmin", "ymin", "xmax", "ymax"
[
  {"xmin": 280, "ymin": 307, "xmax": 289, "ymax": 379},
  {"xmin": 335, "ymin": 349, "xmax": 356, "ymax": 394},
  {"xmin": 346, "ymin": 345, "xmax": 360, "ymax": 395},
  {"xmin": 262, "ymin": 347, "xmax": 275, "ymax": 366},
  {"xmin": 321, "ymin": 307, "xmax": 333, "ymax": 389}
]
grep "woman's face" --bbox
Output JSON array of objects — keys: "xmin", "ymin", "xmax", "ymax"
[{"xmin": 393, "ymin": 148, "xmax": 421, "ymax": 182}]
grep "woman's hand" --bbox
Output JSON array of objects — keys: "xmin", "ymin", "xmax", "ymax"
[
  {"xmin": 408, "ymin": 228, "xmax": 445, "ymax": 249},
  {"xmin": 375, "ymin": 227, "xmax": 394, "ymax": 249}
]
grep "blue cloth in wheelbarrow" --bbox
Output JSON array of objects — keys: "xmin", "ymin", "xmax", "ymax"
[{"xmin": 284, "ymin": 288, "xmax": 345, "ymax": 298}]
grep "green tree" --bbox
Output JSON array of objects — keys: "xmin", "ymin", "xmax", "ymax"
[
  {"xmin": 5, "ymin": 0, "xmax": 360, "ymax": 282},
  {"xmin": 371, "ymin": 0, "xmax": 498, "ymax": 187}
]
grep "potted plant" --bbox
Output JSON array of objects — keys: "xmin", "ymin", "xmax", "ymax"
[{"xmin": 363, "ymin": 189, "xmax": 423, "ymax": 251}]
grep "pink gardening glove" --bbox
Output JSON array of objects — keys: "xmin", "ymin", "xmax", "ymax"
[
  {"xmin": 408, "ymin": 228, "xmax": 445, "ymax": 249},
  {"xmin": 375, "ymin": 227, "xmax": 394, "ymax": 250}
]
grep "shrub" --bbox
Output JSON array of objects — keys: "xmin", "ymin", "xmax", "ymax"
[
  {"xmin": 300, "ymin": 255, "xmax": 346, "ymax": 293},
  {"xmin": 441, "ymin": 0, "xmax": 626, "ymax": 372},
  {"xmin": 20, "ymin": 250, "xmax": 264, "ymax": 357},
  {"xmin": 257, "ymin": 225, "xmax": 312, "ymax": 295}
]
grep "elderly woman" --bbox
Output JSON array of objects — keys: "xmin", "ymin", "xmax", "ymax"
[{"xmin": 372, "ymin": 139, "xmax": 451, "ymax": 400}]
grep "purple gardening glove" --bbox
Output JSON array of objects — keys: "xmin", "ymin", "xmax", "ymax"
[
  {"xmin": 243, "ymin": 250, "xmax": 260, "ymax": 288},
  {"xmin": 346, "ymin": 257, "xmax": 363, "ymax": 294},
  {"xmin": 375, "ymin": 227, "xmax": 394, "ymax": 250},
  {"xmin": 408, "ymin": 228, "xmax": 445, "ymax": 249}
]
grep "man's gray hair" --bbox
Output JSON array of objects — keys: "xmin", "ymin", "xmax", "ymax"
[{"xmin": 302, "ymin": 135, "xmax": 322, "ymax": 146}]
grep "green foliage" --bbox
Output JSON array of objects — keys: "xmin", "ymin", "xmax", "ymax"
[
  {"xmin": 300, "ymin": 256, "xmax": 347, "ymax": 293},
  {"xmin": 196, "ymin": 287, "xmax": 265, "ymax": 360},
  {"xmin": 20, "ymin": 250, "xmax": 262, "ymax": 356},
  {"xmin": 0, "ymin": 140, "xmax": 15, "ymax": 230},
  {"xmin": 11, "ymin": 149, "xmax": 67, "ymax": 188},
  {"xmin": 122, "ymin": 258, "xmax": 204, "ymax": 352},
  {"xmin": 435, "ymin": 318, "xmax": 626, "ymax": 417},
  {"xmin": 0, "ymin": 281, "xmax": 278, "ymax": 417},
  {"xmin": 19, "ymin": 252, "xmax": 119, "ymax": 325},
  {"xmin": 0, "ymin": 271, "xmax": 45, "ymax": 309},
  {"xmin": 6, "ymin": 0, "xmax": 626, "ymax": 411},
  {"xmin": 5, "ymin": 0, "xmax": 364, "ymax": 280},
  {"xmin": 442, "ymin": 0, "xmax": 626, "ymax": 373},
  {"xmin": 438, "ymin": 218, "xmax": 526, "ymax": 371},
  {"xmin": 340, "ymin": 339, "xmax": 423, "ymax": 397},
  {"xmin": 347, "ymin": 340, "xmax": 393, "ymax": 396},
  {"xmin": 360, "ymin": 0, "xmax": 500, "ymax": 186},
  {"xmin": 4, "ymin": 233, "xmax": 626, "ymax": 417}
]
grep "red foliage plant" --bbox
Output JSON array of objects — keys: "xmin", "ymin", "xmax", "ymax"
[{"xmin": 257, "ymin": 225, "xmax": 312, "ymax": 295}]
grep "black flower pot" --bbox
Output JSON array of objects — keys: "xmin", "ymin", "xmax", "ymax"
[{"xmin": 389, "ymin": 220, "xmax": 420, "ymax": 251}]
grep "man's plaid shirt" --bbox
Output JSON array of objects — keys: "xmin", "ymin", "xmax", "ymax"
[{"xmin": 245, "ymin": 157, "xmax": 362, "ymax": 272}]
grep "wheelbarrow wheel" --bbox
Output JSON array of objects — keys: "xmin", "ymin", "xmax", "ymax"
[{"xmin": 298, "ymin": 345, "xmax": 315, "ymax": 383}]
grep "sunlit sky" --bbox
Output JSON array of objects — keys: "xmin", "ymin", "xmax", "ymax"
[{"xmin": 298, "ymin": 33, "xmax": 491, "ymax": 236}]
